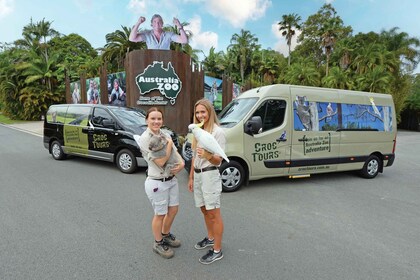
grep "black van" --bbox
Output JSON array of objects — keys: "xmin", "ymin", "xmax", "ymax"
[{"xmin": 43, "ymin": 104, "xmax": 179, "ymax": 173}]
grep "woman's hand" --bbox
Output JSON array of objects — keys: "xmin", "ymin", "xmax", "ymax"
[
  {"xmin": 188, "ymin": 177, "xmax": 194, "ymax": 192},
  {"xmin": 196, "ymin": 147, "xmax": 212, "ymax": 160},
  {"xmin": 170, "ymin": 160, "xmax": 184, "ymax": 175}
]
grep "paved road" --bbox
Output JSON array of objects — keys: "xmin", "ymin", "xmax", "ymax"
[{"xmin": 1, "ymin": 126, "xmax": 419, "ymax": 280}]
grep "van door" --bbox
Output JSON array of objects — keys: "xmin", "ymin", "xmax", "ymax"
[
  {"xmin": 243, "ymin": 98, "xmax": 291, "ymax": 178},
  {"xmin": 86, "ymin": 107, "xmax": 120, "ymax": 161},
  {"xmin": 289, "ymin": 87, "xmax": 340, "ymax": 175},
  {"xmin": 63, "ymin": 106, "xmax": 91, "ymax": 155}
]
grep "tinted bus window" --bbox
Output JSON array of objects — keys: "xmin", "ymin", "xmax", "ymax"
[
  {"xmin": 65, "ymin": 106, "xmax": 90, "ymax": 126},
  {"xmin": 47, "ymin": 106, "xmax": 67, "ymax": 124},
  {"xmin": 92, "ymin": 108, "xmax": 114, "ymax": 127}
]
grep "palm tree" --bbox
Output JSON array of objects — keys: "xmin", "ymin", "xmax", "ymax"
[
  {"xmin": 322, "ymin": 66, "xmax": 354, "ymax": 89},
  {"xmin": 228, "ymin": 29, "xmax": 259, "ymax": 83},
  {"xmin": 16, "ymin": 50, "xmax": 60, "ymax": 92},
  {"xmin": 380, "ymin": 27, "xmax": 420, "ymax": 73},
  {"xmin": 202, "ymin": 47, "xmax": 225, "ymax": 77},
  {"xmin": 355, "ymin": 65, "xmax": 392, "ymax": 93},
  {"xmin": 284, "ymin": 58, "xmax": 321, "ymax": 86},
  {"xmin": 278, "ymin": 13, "xmax": 301, "ymax": 66},
  {"xmin": 101, "ymin": 26, "xmax": 144, "ymax": 71},
  {"xmin": 21, "ymin": 18, "xmax": 59, "ymax": 67}
]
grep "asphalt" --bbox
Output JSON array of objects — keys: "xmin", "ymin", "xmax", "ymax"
[{"xmin": 0, "ymin": 121, "xmax": 44, "ymax": 137}]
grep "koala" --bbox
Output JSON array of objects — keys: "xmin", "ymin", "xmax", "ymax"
[{"xmin": 148, "ymin": 134, "xmax": 182, "ymax": 174}]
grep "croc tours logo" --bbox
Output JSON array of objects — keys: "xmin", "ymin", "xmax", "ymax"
[{"xmin": 135, "ymin": 61, "xmax": 182, "ymax": 105}]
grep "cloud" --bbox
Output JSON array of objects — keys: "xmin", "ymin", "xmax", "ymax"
[
  {"xmin": 127, "ymin": 0, "xmax": 148, "ymax": 15},
  {"xmin": 206, "ymin": 0, "xmax": 272, "ymax": 28},
  {"xmin": 187, "ymin": 15, "xmax": 218, "ymax": 57},
  {"xmin": 271, "ymin": 21, "xmax": 301, "ymax": 57},
  {"xmin": 0, "ymin": 0, "xmax": 14, "ymax": 18},
  {"xmin": 127, "ymin": 0, "xmax": 184, "ymax": 26}
]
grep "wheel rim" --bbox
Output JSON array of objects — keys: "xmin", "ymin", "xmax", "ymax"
[
  {"xmin": 119, "ymin": 153, "xmax": 132, "ymax": 170},
  {"xmin": 367, "ymin": 159, "xmax": 379, "ymax": 176},
  {"xmin": 221, "ymin": 167, "xmax": 241, "ymax": 189},
  {"xmin": 52, "ymin": 144, "xmax": 61, "ymax": 158}
]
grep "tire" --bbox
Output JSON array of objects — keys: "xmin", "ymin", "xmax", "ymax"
[
  {"xmin": 116, "ymin": 149, "xmax": 137, "ymax": 174},
  {"xmin": 181, "ymin": 141, "xmax": 193, "ymax": 173},
  {"xmin": 219, "ymin": 160, "xmax": 245, "ymax": 192},
  {"xmin": 51, "ymin": 140, "xmax": 66, "ymax": 160},
  {"xmin": 360, "ymin": 155, "xmax": 381, "ymax": 179}
]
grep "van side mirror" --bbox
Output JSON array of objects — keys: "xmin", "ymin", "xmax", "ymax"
[
  {"xmin": 244, "ymin": 116, "xmax": 262, "ymax": 136},
  {"xmin": 102, "ymin": 119, "xmax": 116, "ymax": 129}
]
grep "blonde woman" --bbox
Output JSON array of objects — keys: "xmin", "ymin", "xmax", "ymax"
[{"xmin": 188, "ymin": 99, "xmax": 226, "ymax": 264}]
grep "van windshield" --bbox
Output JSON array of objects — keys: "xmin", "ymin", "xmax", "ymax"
[
  {"xmin": 218, "ymin": 98, "xmax": 258, "ymax": 128},
  {"xmin": 109, "ymin": 107, "xmax": 146, "ymax": 126}
]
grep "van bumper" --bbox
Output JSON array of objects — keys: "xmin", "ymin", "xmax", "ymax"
[{"xmin": 137, "ymin": 157, "xmax": 148, "ymax": 167}]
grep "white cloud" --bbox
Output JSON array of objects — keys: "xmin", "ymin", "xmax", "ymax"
[
  {"xmin": 187, "ymin": 15, "xmax": 218, "ymax": 57},
  {"xmin": 271, "ymin": 21, "xmax": 301, "ymax": 57},
  {"xmin": 127, "ymin": 0, "xmax": 148, "ymax": 15},
  {"xmin": 206, "ymin": 0, "xmax": 271, "ymax": 28},
  {"xmin": 127, "ymin": 0, "xmax": 184, "ymax": 26},
  {"xmin": 0, "ymin": 0, "xmax": 14, "ymax": 18}
]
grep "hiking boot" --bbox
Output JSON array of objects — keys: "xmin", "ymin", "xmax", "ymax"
[
  {"xmin": 153, "ymin": 241, "xmax": 174, "ymax": 259},
  {"xmin": 194, "ymin": 237, "xmax": 214, "ymax": 250},
  {"xmin": 199, "ymin": 249, "xmax": 223, "ymax": 264},
  {"xmin": 162, "ymin": 233, "xmax": 181, "ymax": 248}
]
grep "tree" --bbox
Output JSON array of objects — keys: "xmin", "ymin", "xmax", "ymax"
[
  {"xmin": 202, "ymin": 47, "xmax": 226, "ymax": 77},
  {"xmin": 278, "ymin": 13, "xmax": 301, "ymax": 66},
  {"xmin": 296, "ymin": 4, "xmax": 352, "ymax": 75},
  {"xmin": 284, "ymin": 58, "xmax": 321, "ymax": 86},
  {"xmin": 380, "ymin": 27, "xmax": 420, "ymax": 73},
  {"xmin": 322, "ymin": 66, "xmax": 354, "ymax": 89},
  {"xmin": 101, "ymin": 26, "xmax": 145, "ymax": 72},
  {"xmin": 228, "ymin": 29, "xmax": 259, "ymax": 83},
  {"xmin": 50, "ymin": 33, "xmax": 98, "ymax": 81}
]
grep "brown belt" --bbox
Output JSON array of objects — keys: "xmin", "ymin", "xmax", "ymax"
[{"xmin": 194, "ymin": 166, "xmax": 218, "ymax": 173}]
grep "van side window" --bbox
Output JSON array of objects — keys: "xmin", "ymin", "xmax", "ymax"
[
  {"xmin": 65, "ymin": 106, "xmax": 90, "ymax": 126},
  {"xmin": 252, "ymin": 99, "xmax": 286, "ymax": 132},
  {"xmin": 92, "ymin": 108, "xmax": 113, "ymax": 127},
  {"xmin": 47, "ymin": 106, "xmax": 67, "ymax": 123}
]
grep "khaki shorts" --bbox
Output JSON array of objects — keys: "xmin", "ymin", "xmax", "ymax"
[
  {"xmin": 145, "ymin": 177, "xmax": 179, "ymax": 215},
  {"xmin": 193, "ymin": 169, "xmax": 222, "ymax": 210}
]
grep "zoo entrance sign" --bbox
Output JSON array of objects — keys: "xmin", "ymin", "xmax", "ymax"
[{"xmin": 135, "ymin": 61, "xmax": 182, "ymax": 105}]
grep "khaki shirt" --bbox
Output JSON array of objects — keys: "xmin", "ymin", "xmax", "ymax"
[
  {"xmin": 193, "ymin": 125, "xmax": 226, "ymax": 169},
  {"xmin": 138, "ymin": 128, "xmax": 175, "ymax": 179}
]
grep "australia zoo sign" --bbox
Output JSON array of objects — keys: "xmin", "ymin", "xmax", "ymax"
[{"xmin": 135, "ymin": 61, "xmax": 182, "ymax": 105}]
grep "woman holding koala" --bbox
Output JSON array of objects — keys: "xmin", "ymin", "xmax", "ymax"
[{"xmin": 138, "ymin": 107, "xmax": 184, "ymax": 259}]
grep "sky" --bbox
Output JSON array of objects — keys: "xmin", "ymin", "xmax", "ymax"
[{"xmin": 1, "ymin": 0, "xmax": 419, "ymax": 73}]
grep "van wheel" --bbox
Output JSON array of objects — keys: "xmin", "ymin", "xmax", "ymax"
[
  {"xmin": 220, "ymin": 161, "xmax": 245, "ymax": 192},
  {"xmin": 51, "ymin": 140, "xmax": 66, "ymax": 160},
  {"xmin": 116, "ymin": 149, "xmax": 137, "ymax": 173},
  {"xmin": 360, "ymin": 155, "xmax": 381, "ymax": 179}
]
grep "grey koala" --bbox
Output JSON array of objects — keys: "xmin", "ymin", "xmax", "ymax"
[{"xmin": 148, "ymin": 134, "xmax": 182, "ymax": 173}]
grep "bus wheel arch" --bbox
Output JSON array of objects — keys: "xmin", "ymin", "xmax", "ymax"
[
  {"xmin": 219, "ymin": 158, "xmax": 248, "ymax": 192},
  {"xmin": 360, "ymin": 154, "xmax": 382, "ymax": 179},
  {"xmin": 116, "ymin": 148, "xmax": 137, "ymax": 174}
]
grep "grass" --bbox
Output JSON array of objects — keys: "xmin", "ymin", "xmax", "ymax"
[{"xmin": 0, "ymin": 112, "xmax": 26, "ymax": 124}]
